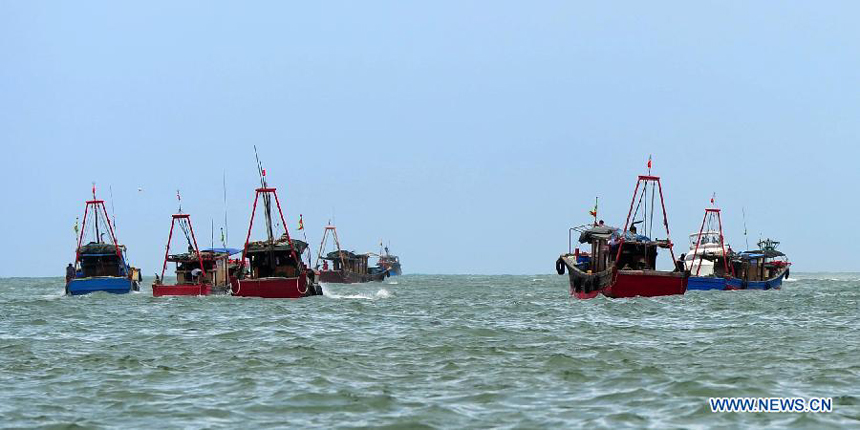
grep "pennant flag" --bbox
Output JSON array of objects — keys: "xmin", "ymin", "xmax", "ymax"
[
  {"xmin": 92, "ymin": 183, "xmax": 96, "ymax": 198},
  {"xmin": 710, "ymin": 193, "xmax": 715, "ymax": 205},
  {"xmin": 220, "ymin": 227, "xmax": 225, "ymax": 243},
  {"xmin": 74, "ymin": 217, "xmax": 79, "ymax": 235},
  {"xmin": 588, "ymin": 197, "xmax": 598, "ymax": 217},
  {"xmin": 262, "ymin": 169, "xmax": 266, "ymax": 177},
  {"xmin": 176, "ymin": 190, "xmax": 181, "ymax": 201},
  {"xmin": 647, "ymin": 155, "xmax": 652, "ymax": 169},
  {"xmin": 298, "ymin": 214, "xmax": 304, "ymax": 230}
]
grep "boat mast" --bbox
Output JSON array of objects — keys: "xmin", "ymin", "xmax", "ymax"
[
  {"xmin": 254, "ymin": 146, "xmax": 275, "ymax": 242},
  {"xmin": 93, "ymin": 183, "xmax": 100, "ymax": 243}
]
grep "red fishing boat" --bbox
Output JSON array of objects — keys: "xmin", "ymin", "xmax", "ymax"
[
  {"xmin": 230, "ymin": 162, "xmax": 321, "ymax": 298},
  {"xmin": 556, "ymin": 174, "xmax": 688, "ymax": 299},
  {"xmin": 152, "ymin": 212, "xmax": 238, "ymax": 296},
  {"xmin": 315, "ymin": 224, "xmax": 387, "ymax": 284}
]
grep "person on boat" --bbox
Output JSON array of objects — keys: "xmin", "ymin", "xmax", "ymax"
[
  {"xmin": 65, "ymin": 263, "xmax": 75, "ymax": 284},
  {"xmin": 191, "ymin": 267, "xmax": 202, "ymax": 283},
  {"xmin": 598, "ymin": 220, "xmax": 605, "ymax": 226}
]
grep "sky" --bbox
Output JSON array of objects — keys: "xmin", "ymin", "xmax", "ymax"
[{"xmin": 1, "ymin": 1, "xmax": 859, "ymax": 277}]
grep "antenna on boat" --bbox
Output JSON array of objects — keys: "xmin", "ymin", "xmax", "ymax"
[
  {"xmin": 742, "ymin": 206, "xmax": 750, "ymax": 251},
  {"xmin": 222, "ymin": 171, "xmax": 229, "ymax": 247},
  {"xmin": 109, "ymin": 185, "xmax": 118, "ymax": 235}
]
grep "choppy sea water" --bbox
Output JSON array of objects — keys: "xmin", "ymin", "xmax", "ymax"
[{"xmin": 0, "ymin": 274, "xmax": 858, "ymax": 428}]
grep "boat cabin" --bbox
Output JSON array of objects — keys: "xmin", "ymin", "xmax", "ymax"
[
  {"xmin": 323, "ymin": 250, "xmax": 371, "ymax": 275},
  {"xmin": 575, "ymin": 226, "xmax": 673, "ymax": 272},
  {"xmin": 246, "ymin": 236, "xmax": 308, "ymax": 279},
  {"xmin": 731, "ymin": 249, "xmax": 788, "ymax": 282},
  {"xmin": 77, "ymin": 242, "xmax": 128, "ymax": 278},
  {"xmin": 166, "ymin": 249, "xmax": 238, "ymax": 286}
]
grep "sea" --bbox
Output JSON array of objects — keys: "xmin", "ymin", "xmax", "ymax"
[{"xmin": 0, "ymin": 274, "xmax": 857, "ymax": 428}]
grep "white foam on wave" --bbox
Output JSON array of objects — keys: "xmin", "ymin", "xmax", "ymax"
[
  {"xmin": 783, "ymin": 278, "xmax": 798, "ymax": 282},
  {"xmin": 386, "ymin": 281, "xmax": 399, "ymax": 285},
  {"xmin": 321, "ymin": 285, "xmax": 392, "ymax": 300}
]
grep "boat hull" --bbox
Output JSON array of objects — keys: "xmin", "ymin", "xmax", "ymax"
[
  {"xmin": 231, "ymin": 276, "xmax": 320, "ymax": 298},
  {"xmin": 152, "ymin": 283, "xmax": 212, "ymax": 297},
  {"xmin": 386, "ymin": 264, "xmax": 402, "ymax": 276},
  {"xmin": 687, "ymin": 276, "xmax": 728, "ymax": 291},
  {"xmin": 67, "ymin": 277, "xmax": 134, "ymax": 295},
  {"xmin": 726, "ymin": 268, "xmax": 788, "ymax": 290},
  {"xmin": 602, "ymin": 270, "xmax": 688, "ymax": 298},
  {"xmin": 559, "ymin": 255, "xmax": 613, "ymax": 299},
  {"xmin": 319, "ymin": 270, "xmax": 385, "ymax": 284}
]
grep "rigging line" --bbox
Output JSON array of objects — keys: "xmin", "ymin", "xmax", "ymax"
[
  {"xmin": 179, "ymin": 218, "xmax": 193, "ymax": 250},
  {"xmin": 642, "ymin": 181, "xmax": 647, "ymax": 237},
  {"xmin": 631, "ymin": 183, "xmax": 647, "ymax": 226},
  {"xmin": 649, "ymin": 181, "xmax": 656, "ymax": 238}
]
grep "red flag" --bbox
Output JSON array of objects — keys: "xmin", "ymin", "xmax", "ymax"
[
  {"xmin": 647, "ymin": 156, "xmax": 652, "ymax": 169},
  {"xmin": 262, "ymin": 169, "xmax": 266, "ymax": 177}
]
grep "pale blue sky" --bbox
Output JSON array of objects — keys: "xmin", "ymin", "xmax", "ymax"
[{"xmin": 1, "ymin": 1, "xmax": 858, "ymax": 276}]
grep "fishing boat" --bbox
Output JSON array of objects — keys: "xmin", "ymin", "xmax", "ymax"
[
  {"xmin": 151, "ymin": 212, "xmax": 240, "ymax": 296},
  {"xmin": 316, "ymin": 225, "xmax": 387, "ymax": 283},
  {"xmin": 556, "ymin": 175, "xmax": 689, "ymax": 299},
  {"xmin": 726, "ymin": 238, "xmax": 790, "ymax": 290},
  {"xmin": 684, "ymin": 207, "xmax": 734, "ymax": 291},
  {"xmin": 66, "ymin": 187, "xmax": 141, "ymax": 295},
  {"xmin": 376, "ymin": 244, "xmax": 402, "ymax": 276},
  {"xmin": 231, "ymin": 163, "xmax": 321, "ymax": 298}
]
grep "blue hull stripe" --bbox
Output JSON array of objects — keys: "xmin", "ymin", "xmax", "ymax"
[
  {"xmin": 726, "ymin": 271, "xmax": 787, "ymax": 291},
  {"xmin": 687, "ymin": 276, "xmax": 727, "ymax": 291},
  {"xmin": 67, "ymin": 277, "xmax": 132, "ymax": 295}
]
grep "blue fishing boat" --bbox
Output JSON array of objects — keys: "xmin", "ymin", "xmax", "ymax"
[
  {"xmin": 683, "ymin": 207, "xmax": 733, "ymax": 291},
  {"xmin": 66, "ymin": 186, "xmax": 140, "ymax": 295},
  {"xmin": 376, "ymin": 244, "xmax": 402, "ymax": 276},
  {"xmin": 726, "ymin": 239, "xmax": 790, "ymax": 290}
]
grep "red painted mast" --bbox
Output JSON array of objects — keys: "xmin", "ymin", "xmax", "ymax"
[{"xmin": 75, "ymin": 185, "xmax": 122, "ymax": 264}]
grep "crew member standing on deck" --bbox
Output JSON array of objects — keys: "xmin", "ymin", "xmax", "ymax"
[{"xmin": 66, "ymin": 263, "xmax": 75, "ymax": 284}]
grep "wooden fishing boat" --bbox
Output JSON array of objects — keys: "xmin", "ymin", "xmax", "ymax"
[
  {"xmin": 152, "ymin": 213, "xmax": 240, "ymax": 296},
  {"xmin": 726, "ymin": 239, "xmax": 790, "ymax": 290},
  {"xmin": 556, "ymin": 175, "xmax": 688, "ymax": 299},
  {"xmin": 316, "ymin": 225, "xmax": 387, "ymax": 284},
  {"xmin": 66, "ymin": 187, "xmax": 140, "ymax": 295},
  {"xmin": 684, "ymin": 208, "xmax": 734, "ymax": 291},
  {"xmin": 231, "ymin": 168, "xmax": 321, "ymax": 298}
]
